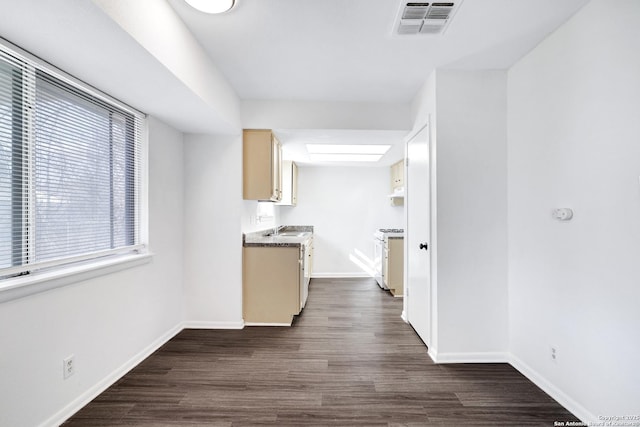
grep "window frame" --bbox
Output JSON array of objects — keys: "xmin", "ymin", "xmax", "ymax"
[{"xmin": 0, "ymin": 38, "xmax": 150, "ymax": 301}]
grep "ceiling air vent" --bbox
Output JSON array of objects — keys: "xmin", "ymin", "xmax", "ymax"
[{"xmin": 394, "ymin": 1, "xmax": 463, "ymax": 36}]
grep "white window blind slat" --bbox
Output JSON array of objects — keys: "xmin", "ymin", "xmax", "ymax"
[{"xmin": 0, "ymin": 42, "xmax": 144, "ymax": 277}]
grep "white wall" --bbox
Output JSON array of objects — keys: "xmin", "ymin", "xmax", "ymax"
[
  {"xmin": 507, "ymin": 0, "xmax": 640, "ymax": 420},
  {"xmin": 409, "ymin": 69, "xmax": 509, "ymax": 361},
  {"xmin": 241, "ymin": 100, "xmax": 411, "ymax": 131},
  {"xmin": 280, "ymin": 166, "xmax": 403, "ymax": 277},
  {"xmin": 183, "ymin": 134, "xmax": 245, "ymax": 328},
  {"xmin": 241, "ymin": 201, "xmax": 280, "ymax": 233},
  {"xmin": 91, "ymin": 0, "xmax": 241, "ymax": 134},
  {"xmin": 0, "ymin": 0, "xmax": 241, "ymax": 136},
  {"xmin": 0, "ymin": 117, "xmax": 185, "ymax": 427},
  {"xmin": 435, "ymin": 70, "xmax": 509, "ymax": 359},
  {"xmin": 410, "ymin": 71, "xmax": 437, "ymax": 133}
]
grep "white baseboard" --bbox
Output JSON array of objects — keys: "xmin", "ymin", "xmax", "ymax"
[
  {"xmin": 400, "ymin": 310, "xmax": 408, "ymax": 323},
  {"xmin": 41, "ymin": 322, "xmax": 183, "ymax": 427},
  {"xmin": 311, "ymin": 272, "xmax": 372, "ymax": 278},
  {"xmin": 430, "ymin": 350, "xmax": 510, "ymax": 364},
  {"xmin": 429, "ymin": 350, "xmax": 594, "ymax": 422},
  {"xmin": 508, "ymin": 354, "xmax": 596, "ymax": 424},
  {"xmin": 182, "ymin": 320, "xmax": 245, "ymax": 329},
  {"xmin": 39, "ymin": 320, "xmax": 594, "ymax": 427},
  {"xmin": 244, "ymin": 322, "xmax": 291, "ymax": 327},
  {"xmin": 427, "ymin": 347, "xmax": 438, "ymax": 363}
]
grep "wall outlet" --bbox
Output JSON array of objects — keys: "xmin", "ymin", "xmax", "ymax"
[
  {"xmin": 63, "ymin": 355, "xmax": 75, "ymax": 379},
  {"xmin": 550, "ymin": 346, "xmax": 557, "ymax": 363}
]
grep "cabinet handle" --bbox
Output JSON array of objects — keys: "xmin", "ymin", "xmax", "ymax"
[{"xmin": 419, "ymin": 243, "xmax": 428, "ymax": 251}]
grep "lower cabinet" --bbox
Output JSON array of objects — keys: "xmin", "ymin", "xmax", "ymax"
[
  {"xmin": 243, "ymin": 244, "xmax": 310, "ymax": 325},
  {"xmin": 383, "ymin": 237, "xmax": 404, "ymax": 297}
]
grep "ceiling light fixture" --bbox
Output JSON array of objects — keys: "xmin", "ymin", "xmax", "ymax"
[
  {"xmin": 306, "ymin": 144, "xmax": 391, "ymax": 155},
  {"xmin": 184, "ymin": 0, "xmax": 235, "ymax": 14},
  {"xmin": 309, "ymin": 154, "xmax": 383, "ymax": 162}
]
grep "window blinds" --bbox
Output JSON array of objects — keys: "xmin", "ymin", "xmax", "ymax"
[{"xmin": 0, "ymin": 44, "xmax": 144, "ymax": 278}]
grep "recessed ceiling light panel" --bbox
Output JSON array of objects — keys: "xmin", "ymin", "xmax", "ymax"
[
  {"xmin": 306, "ymin": 144, "xmax": 391, "ymax": 155},
  {"xmin": 184, "ymin": 0, "xmax": 235, "ymax": 14},
  {"xmin": 309, "ymin": 154, "xmax": 383, "ymax": 162}
]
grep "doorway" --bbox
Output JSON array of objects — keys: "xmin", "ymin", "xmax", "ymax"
[{"xmin": 404, "ymin": 122, "xmax": 432, "ymax": 348}]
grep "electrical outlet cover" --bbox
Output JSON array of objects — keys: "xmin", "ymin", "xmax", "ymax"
[{"xmin": 63, "ymin": 355, "xmax": 75, "ymax": 379}]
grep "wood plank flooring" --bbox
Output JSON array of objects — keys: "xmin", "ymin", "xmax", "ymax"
[{"xmin": 64, "ymin": 278, "xmax": 578, "ymax": 426}]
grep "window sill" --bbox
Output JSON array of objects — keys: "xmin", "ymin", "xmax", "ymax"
[{"xmin": 0, "ymin": 252, "xmax": 153, "ymax": 304}]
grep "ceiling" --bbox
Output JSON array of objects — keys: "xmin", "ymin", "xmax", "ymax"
[
  {"xmin": 167, "ymin": 0, "xmax": 591, "ymax": 103},
  {"xmin": 166, "ymin": 0, "xmax": 590, "ymax": 165},
  {"xmin": 0, "ymin": 0, "xmax": 590, "ymax": 166}
]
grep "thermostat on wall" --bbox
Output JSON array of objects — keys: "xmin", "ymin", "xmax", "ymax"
[{"xmin": 552, "ymin": 208, "xmax": 573, "ymax": 221}]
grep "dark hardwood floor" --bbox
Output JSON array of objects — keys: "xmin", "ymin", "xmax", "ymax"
[{"xmin": 64, "ymin": 278, "xmax": 578, "ymax": 426}]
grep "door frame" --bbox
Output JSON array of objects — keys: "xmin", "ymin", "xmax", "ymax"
[{"xmin": 402, "ymin": 116, "xmax": 438, "ymax": 357}]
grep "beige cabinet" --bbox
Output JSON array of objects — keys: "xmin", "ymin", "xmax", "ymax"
[
  {"xmin": 383, "ymin": 237, "xmax": 404, "ymax": 297},
  {"xmin": 243, "ymin": 246, "xmax": 301, "ymax": 325},
  {"xmin": 276, "ymin": 160, "xmax": 298, "ymax": 206},
  {"xmin": 243, "ymin": 129, "xmax": 282, "ymax": 201},
  {"xmin": 389, "ymin": 159, "xmax": 405, "ymax": 206},
  {"xmin": 390, "ymin": 159, "xmax": 404, "ymax": 191}
]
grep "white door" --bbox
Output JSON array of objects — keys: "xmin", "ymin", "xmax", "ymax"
[{"xmin": 406, "ymin": 123, "xmax": 431, "ymax": 347}]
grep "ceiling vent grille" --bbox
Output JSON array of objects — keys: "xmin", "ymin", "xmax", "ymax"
[{"xmin": 395, "ymin": 1, "xmax": 463, "ymax": 36}]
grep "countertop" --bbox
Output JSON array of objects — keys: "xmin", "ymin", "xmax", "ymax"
[
  {"xmin": 375, "ymin": 229, "xmax": 404, "ymax": 240},
  {"xmin": 243, "ymin": 225, "xmax": 314, "ymax": 248}
]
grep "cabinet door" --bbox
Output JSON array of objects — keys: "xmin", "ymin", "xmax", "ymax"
[
  {"xmin": 299, "ymin": 238, "xmax": 313, "ymax": 310},
  {"xmin": 271, "ymin": 135, "xmax": 282, "ymax": 201},
  {"xmin": 291, "ymin": 162, "xmax": 298, "ymax": 206},
  {"xmin": 390, "ymin": 162, "xmax": 398, "ymax": 190},
  {"xmin": 388, "ymin": 238, "xmax": 404, "ymax": 296},
  {"xmin": 299, "ymin": 246, "xmax": 306, "ymax": 310},
  {"xmin": 243, "ymin": 246, "xmax": 300, "ymax": 324},
  {"xmin": 396, "ymin": 160, "xmax": 404, "ymax": 188},
  {"xmin": 308, "ymin": 236, "xmax": 313, "ymax": 276},
  {"xmin": 382, "ymin": 239, "xmax": 389, "ymax": 287},
  {"xmin": 276, "ymin": 160, "xmax": 298, "ymax": 206},
  {"xmin": 243, "ymin": 129, "xmax": 282, "ymax": 201},
  {"xmin": 390, "ymin": 160, "xmax": 404, "ymax": 190}
]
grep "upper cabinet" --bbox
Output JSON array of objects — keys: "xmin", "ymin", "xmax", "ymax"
[
  {"xmin": 277, "ymin": 160, "xmax": 298, "ymax": 206},
  {"xmin": 389, "ymin": 159, "xmax": 404, "ymax": 206},
  {"xmin": 243, "ymin": 129, "xmax": 282, "ymax": 201},
  {"xmin": 390, "ymin": 159, "xmax": 404, "ymax": 191}
]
